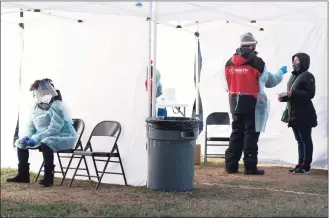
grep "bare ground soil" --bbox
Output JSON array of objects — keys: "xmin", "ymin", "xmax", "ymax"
[{"xmin": 1, "ymin": 162, "xmax": 328, "ymax": 217}]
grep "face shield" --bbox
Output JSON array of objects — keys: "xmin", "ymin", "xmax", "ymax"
[{"xmin": 32, "ymin": 81, "xmax": 58, "ymax": 104}]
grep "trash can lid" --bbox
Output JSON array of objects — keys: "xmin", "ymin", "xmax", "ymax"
[{"xmin": 146, "ymin": 117, "xmax": 200, "ymax": 130}]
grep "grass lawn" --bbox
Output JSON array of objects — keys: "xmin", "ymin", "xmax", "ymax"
[{"xmin": 1, "ymin": 161, "xmax": 328, "ymax": 217}]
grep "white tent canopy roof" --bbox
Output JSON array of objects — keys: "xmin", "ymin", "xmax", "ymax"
[{"xmin": 2, "ymin": 2, "xmax": 327, "ymax": 22}]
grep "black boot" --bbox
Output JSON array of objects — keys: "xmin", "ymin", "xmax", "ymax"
[
  {"xmin": 39, "ymin": 164, "xmax": 55, "ymax": 187},
  {"xmin": 243, "ymin": 162, "xmax": 265, "ymax": 175},
  {"xmin": 39, "ymin": 143, "xmax": 55, "ymax": 187},
  {"xmin": 243, "ymin": 152, "xmax": 264, "ymax": 175},
  {"xmin": 225, "ymin": 165, "xmax": 239, "ymax": 174},
  {"xmin": 225, "ymin": 164, "xmax": 239, "ymax": 174},
  {"xmin": 6, "ymin": 163, "xmax": 30, "ymax": 183},
  {"xmin": 6, "ymin": 148, "xmax": 30, "ymax": 183},
  {"xmin": 225, "ymin": 156, "xmax": 239, "ymax": 174},
  {"xmin": 226, "ymin": 169, "xmax": 239, "ymax": 174}
]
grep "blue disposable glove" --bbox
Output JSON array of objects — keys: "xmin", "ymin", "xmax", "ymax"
[
  {"xmin": 280, "ymin": 66, "xmax": 288, "ymax": 75},
  {"xmin": 26, "ymin": 138, "xmax": 36, "ymax": 146},
  {"xmin": 20, "ymin": 136, "xmax": 30, "ymax": 144}
]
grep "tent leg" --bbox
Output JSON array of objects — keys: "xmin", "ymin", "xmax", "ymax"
[
  {"xmin": 147, "ymin": 2, "xmax": 153, "ymax": 118},
  {"xmin": 195, "ymin": 36, "xmax": 200, "ymax": 118},
  {"xmin": 151, "ymin": 2, "xmax": 158, "ymax": 117},
  {"xmin": 14, "ymin": 9, "xmax": 25, "ymax": 146}
]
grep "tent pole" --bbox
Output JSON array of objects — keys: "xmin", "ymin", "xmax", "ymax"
[
  {"xmin": 195, "ymin": 34, "xmax": 200, "ymax": 118},
  {"xmin": 19, "ymin": 9, "xmax": 24, "ymax": 88},
  {"xmin": 13, "ymin": 9, "xmax": 25, "ymax": 145},
  {"xmin": 147, "ymin": 2, "xmax": 153, "ymax": 117},
  {"xmin": 151, "ymin": 1, "xmax": 158, "ymax": 117}
]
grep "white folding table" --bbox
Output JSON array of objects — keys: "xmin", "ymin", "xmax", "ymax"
[{"xmin": 157, "ymin": 102, "xmax": 188, "ymax": 117}]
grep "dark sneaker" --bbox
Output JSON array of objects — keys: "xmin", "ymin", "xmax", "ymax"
[
  {"xmin": 294, "ymin": 166, "xmax": 311, "ymax": 174},
  {"xmin": 289, "ymin": 163, "xmax": 302, "ymax": 172}
]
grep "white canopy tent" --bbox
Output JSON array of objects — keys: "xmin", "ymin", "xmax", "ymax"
[
  {"xmin": 2, "ymin": 2, "xmax": 327, "ymax": 21},
  {"xmin": 1, "ymin": 2, "xmax": 328, "ymax": 187}
]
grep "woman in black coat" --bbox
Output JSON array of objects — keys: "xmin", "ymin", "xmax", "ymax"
[{"xmin": 278, "ymin": 52, "xmax": 317, "ymax": 174}]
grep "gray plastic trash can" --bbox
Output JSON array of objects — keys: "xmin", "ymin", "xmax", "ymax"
[{"xmin": 146, "ymin": 117, "xmax": 199, "ymax": 192}]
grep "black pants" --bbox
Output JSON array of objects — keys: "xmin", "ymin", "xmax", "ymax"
[
  {"xmin": 18, "ymin": 143, "xmax": 54, "ymax": 166},
  {"xmin": 225, "ymin": 113, "xmax": 260, "ymax": 171},
  {"xmin": 292, "ymin": 126, "xmax": 313, "ymax": 169}
]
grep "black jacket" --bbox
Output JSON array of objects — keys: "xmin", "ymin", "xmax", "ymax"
[{"xmin": 281, "ymin": 53, "xmax": 317, "ymax": 127}]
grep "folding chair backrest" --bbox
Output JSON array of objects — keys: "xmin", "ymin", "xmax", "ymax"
[
  {"xmin": 72, "ymin": 119, "xmax": 85, "ymax": 150},
  {"xmin": 86, "ymin": 121, "xmax": 121, "ymax": 152},
  {"xmin": 206, "ymin": 112, "xmax": 230, "ymax": 126},
  {"xmin": 91, "ymin": 121, "xmax": 121, "ymax": 138},
  {"xmin": 204, "ymin": 112, "xmax": 230, "ymax": 166}
]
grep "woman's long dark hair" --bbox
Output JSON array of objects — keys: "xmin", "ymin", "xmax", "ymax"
[{"xmin": 54, "ymin": 90, "xmax": 62, "ymax": 101}]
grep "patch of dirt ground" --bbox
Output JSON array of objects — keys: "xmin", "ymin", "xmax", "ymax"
[
  {"xmin": 1, "ymin": 162, "xmax": 328, "ymax": 206},
  {"xmin": 195, "ymin": 162, "xmax": 328, "ymax": 192}
]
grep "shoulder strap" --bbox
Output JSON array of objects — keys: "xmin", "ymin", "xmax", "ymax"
[{"xmin": 290, "ymin": 71, "xmax": 307, "ymax": 91}]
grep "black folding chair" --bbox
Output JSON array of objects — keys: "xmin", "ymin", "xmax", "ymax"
[
  {"xmin": 63, "ymin": 121, "xmax": 127, "ymax": 190},
  {"xmin": 204, "ymin": 112, "xmax": 231, "ymax": 166},
  {"xmin": 35, "ymin": 119, "xmax": 91, "ymax": 183}
]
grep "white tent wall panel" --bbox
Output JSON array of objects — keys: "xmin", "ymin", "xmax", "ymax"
[
  {"xmin": 1, "ymin": 22, "xmax": 21, "ymax": 170},
  {"xmin": 198, "ymin": 21, "xmax": 327, "ymax": 167},
  {"xmin": 1, "ymin": 14, "xmax": 150, "ymax": 186}
]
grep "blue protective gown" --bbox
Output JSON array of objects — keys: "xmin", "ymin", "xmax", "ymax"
[
  {"xmin": 15, "ymin": 100, "xmax": 77, "ymax": 151},
  {"xmin": 255, "ymin": 66, "xmax": 284, "ymax": 132}
]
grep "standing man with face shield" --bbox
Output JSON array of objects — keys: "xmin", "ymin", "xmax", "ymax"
[
  {"xmin": 224, "ymin": 33, "xmax": 288, "ymax": 175},
  {"xmin": 7, "ymin": 79, "xmax": 77, "ymax": 187}
]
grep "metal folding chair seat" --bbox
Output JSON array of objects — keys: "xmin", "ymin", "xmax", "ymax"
[{"xmin": 62, "ymin": 120, "xmax": 127, "ymax": 190}]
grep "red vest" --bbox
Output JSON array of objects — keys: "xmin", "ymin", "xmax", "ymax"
[{"xmin": 225, "ymin": 55, "xmax": 261, "ymax": 98}]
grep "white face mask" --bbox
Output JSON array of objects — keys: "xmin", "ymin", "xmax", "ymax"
[
  {"xmin": 40, "ymin": 94, "xmax": 52, "ymax": 104},
  {"xmin": 34, "ymin": 95, "xmax": 41, "ymax": 103}
]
